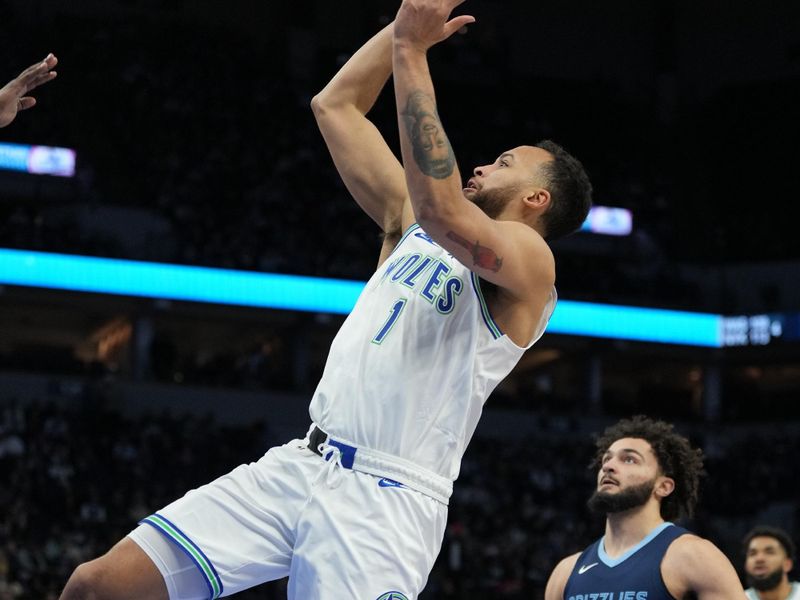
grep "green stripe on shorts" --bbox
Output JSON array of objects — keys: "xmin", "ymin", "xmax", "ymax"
[{"xmin": 143, "ymin": 514, "xmax": 222, "ymax": 599}]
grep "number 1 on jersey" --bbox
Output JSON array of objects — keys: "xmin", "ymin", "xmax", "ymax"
[{"xmin": 372, "ymin": 299, "xmax": 407, "ymax": 345}]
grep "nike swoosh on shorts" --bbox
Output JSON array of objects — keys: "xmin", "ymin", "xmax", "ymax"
[{"xmin": 378, "ymin": 478, "xmax": 406, "ymax": 488}]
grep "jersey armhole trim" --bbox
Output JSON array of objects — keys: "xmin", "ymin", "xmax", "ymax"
[
  {"xmin": 386, "ymin": 223, "xmax": 421, "ymax": 260},
  {"xmin": 470, "ymin": 272, "xmax": 503, "ymax": 339}
]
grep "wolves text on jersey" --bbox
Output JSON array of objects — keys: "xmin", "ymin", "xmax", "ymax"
[{"xmin": 379, "ymin": 252, "xmax": 463, "ymax": 314}]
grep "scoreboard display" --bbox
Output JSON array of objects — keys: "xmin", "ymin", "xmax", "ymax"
[{"xmin": 721, "ymin": 313, "xmax": 800, "ymax": 347}]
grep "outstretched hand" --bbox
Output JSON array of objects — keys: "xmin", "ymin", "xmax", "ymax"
[
  {"xmin": 0, "ymin": 53, "xmax": 58, "ymax": 128},
  {"xmin": 394, "ymin": 0, "xmax": 475, "ymax": 52}
]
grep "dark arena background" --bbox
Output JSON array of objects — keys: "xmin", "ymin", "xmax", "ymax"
[{"xmin": 2, "ymin": 0, "xmax": 800, "ymax": 597}]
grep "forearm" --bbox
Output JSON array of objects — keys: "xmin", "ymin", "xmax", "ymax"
[
  {"xmin": 313, "ymin": 23, "xmax": 394, "ymax": 115},
  {"xmin": 311, "ymin": 23, "xmax": 410, "ymax": 237},
  {"xmin": 392, "ymin": 42, "xmax": 462, "ymax": 225}
]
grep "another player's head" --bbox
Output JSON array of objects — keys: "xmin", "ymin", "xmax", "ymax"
[
  {"xmin": 464, "ymin": 140, "xmax": 592, "ymax": 240},
  {"xmin": 587, "ymin": 416, "xmax": 704, "ymax": 521},
  {"xmin": 743, "ymin": 525, "xmax": 796, "ymax": 592}
]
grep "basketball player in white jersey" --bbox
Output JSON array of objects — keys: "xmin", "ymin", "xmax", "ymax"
[
  {"xmin": 744, "ymin": 526, "xmax": 800, "ymax": 600},
  {"xmin": 0, "ymin": 53, "xmax": 58, "ymax": 128},
  {"xmin": 60, "ymin": 1, "xmax": 591, "ymax": 598}
]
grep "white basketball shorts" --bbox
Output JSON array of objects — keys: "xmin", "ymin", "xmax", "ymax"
[{"xmin": 128, "ymin": 434, "xmax": 448, "ymax": 599}]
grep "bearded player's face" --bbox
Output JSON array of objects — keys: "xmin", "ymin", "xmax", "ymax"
[{"xmin": 587, "ymin": 437, "xmax": 661, "ymax": 515}]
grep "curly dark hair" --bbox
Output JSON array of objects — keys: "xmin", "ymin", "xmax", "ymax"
[
  {"xmin": 591, "ymin": 415, "xmax": 704, "ymax": 521},
  {"xmin": 534, "ymin": 140, "xmax": 593, "ymax": 241},
  {"xmin": 742, "ymin": 525, "xmax": 797, "ymax": 561}
]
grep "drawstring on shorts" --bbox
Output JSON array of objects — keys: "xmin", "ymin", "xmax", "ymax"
[{"xmin": 314, "ymin": 442, "xmax": 345, "ymax": 488}]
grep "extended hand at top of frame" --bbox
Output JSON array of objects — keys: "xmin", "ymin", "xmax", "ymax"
[
  {"xmin": 393, "ymin": 0, "xmax": 475, "ymax": 53},
  {"xmin": 0, "ymin": 53, "xmax": 58, "ymax": 128}
]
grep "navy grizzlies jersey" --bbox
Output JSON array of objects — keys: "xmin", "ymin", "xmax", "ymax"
[{"xmin": 564, "ymin": 523, "xmax": 688, "ymax": 600}]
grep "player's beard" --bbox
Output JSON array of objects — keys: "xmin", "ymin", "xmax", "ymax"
[
  {"xmin": 746, "ymin": 567, "xmax": 784, "ymax": 591},
  {"xmin": 469, "ymin": 186, "xmax": 515, "ymax": 219},
  {"xmin": 587, "ymin": 478, "xmax": 656, "ymax": 515}
]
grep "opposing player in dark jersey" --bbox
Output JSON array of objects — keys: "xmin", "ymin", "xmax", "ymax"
[{"xmin": 545, "ymin": 416, "xmax": 744, "ymax": 600}]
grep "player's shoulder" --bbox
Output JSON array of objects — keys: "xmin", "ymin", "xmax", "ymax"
[
  {"xmin": 551, "ymin": 552, "xmax": 582, "ymax": 582},
  {"xmin": 545, "ymin": 552, "xmax": 582, "ymax": 600},
  {"xmin": 499, "ymin": 218, "xmax": 554, "ymax": 255},
  {"xmin": 496, "ymin": 219, "xmax": 556, "ymax": 284},
  {"xmin": 662, "ymin": 533, "xmax": 733, "ymax": 587},
  {"xmin": 664, "ymin": 532, "xmax": 746, "ymax": 598},
  {"xmin": 665, "ymin": 533, "xmax": 716, "ymax": 557},
  {"xmin": 558, "ymin": 551, "xmax": 582, "ymax": 571}
]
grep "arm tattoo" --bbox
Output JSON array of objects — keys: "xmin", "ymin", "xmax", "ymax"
[
  {"xmin": 401, "ymin": 90, "xmax": 457, "ymax": 180},
  {"xmin": 446, "ymin": 231, "xmax": 504, "ymax": 272}
]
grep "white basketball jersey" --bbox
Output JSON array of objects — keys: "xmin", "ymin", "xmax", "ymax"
[
  {"xmin": 309, "ymin": 224, "xmax": 556, "ymax": 489},
  {"xmin": 746, "ymin": 583, "xmax": 800, "ymax": 600}
]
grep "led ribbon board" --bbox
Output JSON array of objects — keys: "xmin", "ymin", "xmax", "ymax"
[
  {"xmin": 0, "ymin": 249, "xmax": 363, "ymax": 314},
  {"xmin": 580, "ymin": 206, "xmax": 632, "ymax": 236},
  {"xmin": 0, "ymin": 248, "xmax": 722, "ymax": 347},
  {"xmin": 0, "ymin": 142, "xmax": 76, "ymax": 177},
  {"xmin": 548, "ymin": 300, "xmax": 720, "ymax": 347}
]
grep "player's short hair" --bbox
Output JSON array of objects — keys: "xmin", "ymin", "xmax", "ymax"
[
  {"xmin": 591, "ymin": 415, "xmax": 704, "ymax": 521},
  {"xmin": 742, "ymin": 525, "xmax": 797, "ymax": 561},
  {"xmin": 534, "ymin": 140, "xmax": 593, "ymax": 241}
]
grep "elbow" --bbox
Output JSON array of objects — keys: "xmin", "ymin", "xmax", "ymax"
[
  {"xmin": 311, "ymin": 92, "xmax": 349, "ymax": 122},
  {"xmin": 310, "ymin": 93, "xmax": 327, "ymax": 119}
]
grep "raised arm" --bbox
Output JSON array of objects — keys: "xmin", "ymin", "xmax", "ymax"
[
  {"xmin": 391, "ymin": 1, "xmax": 554, "ymax": 304},
  {"xmin": 311, "ymin": 23, "xmax": 414, "ymax": 261},
  {"xmin": 0, "ymin": 53, "xmax": 58, "ymax": 128}
]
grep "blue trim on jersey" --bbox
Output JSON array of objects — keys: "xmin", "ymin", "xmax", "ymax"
[
  {"xmin": 140, "ymin": 514, "xmax": 225, "ymax": 598},
  {"xmin": 469, "ymin": 272, "xmax": 503, "ymax": 339},
  {"xmin": 598, "ymin": 522, "xmax": 674, "ymax": 567},
  {"xmin": 388, "ymin": 223, "xmax": 421, "ymax": 259}
]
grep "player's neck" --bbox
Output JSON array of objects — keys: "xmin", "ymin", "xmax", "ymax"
[{"xmin": 603, "ymin": 507, "xmax": 665, "ymax": 559}]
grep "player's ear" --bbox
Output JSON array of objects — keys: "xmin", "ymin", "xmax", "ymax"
[
  {"xmin": 523, "ymin": 188, "xmax": 550, "ymax": 210},
  {"xmin": 654, "ymin": 476, "xmax": 675, "ymax": 499}
]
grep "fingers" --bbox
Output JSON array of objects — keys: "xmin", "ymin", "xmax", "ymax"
[
  {"xmin": 17, "ymin": 97, "xmax": 36, "ymax": 111},
  {"xmin": 443, "ymin": 14, "xmax": 475, "ymax": 38},
  {"xmin": 27, "ymin": 70, "xmax": 58, "ymax": 93},
  {"xmin": 17, "ymin": 53, "xmax": 58, "ymax": 90}
]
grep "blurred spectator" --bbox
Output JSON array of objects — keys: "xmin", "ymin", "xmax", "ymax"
[{"xmin": 743, "ymin": 526, "xmax": 800, "ymax": 600}]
